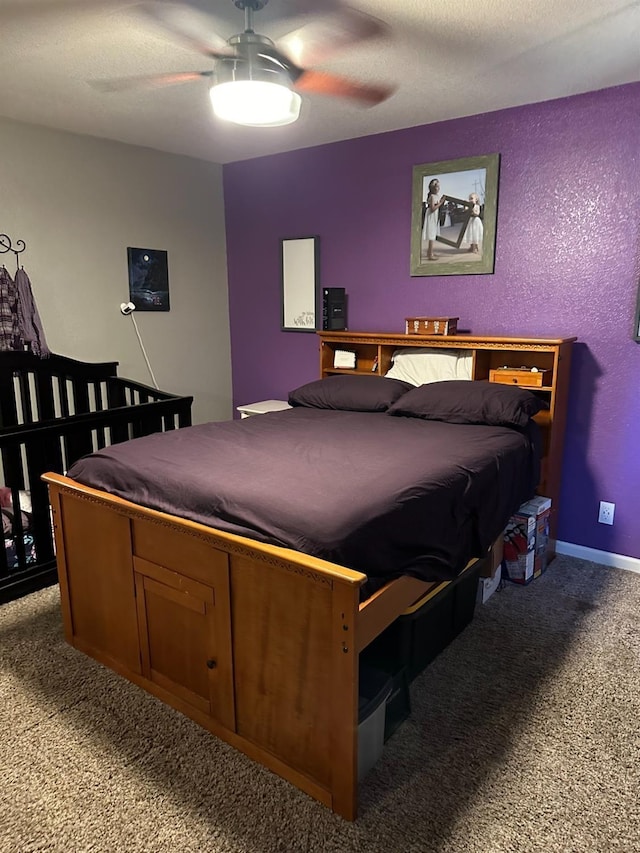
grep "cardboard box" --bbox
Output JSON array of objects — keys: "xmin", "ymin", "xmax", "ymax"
[
  {"xmin": 479, "ymin": 537, "xmax": 504, "ymax": 578},
  {"xmin": 405, "ymin": 317, "xmax": 458, "ymax": 336},
  {"xmin": 503, "ymin": 496, "xmax": 551, "ymax": 585}
]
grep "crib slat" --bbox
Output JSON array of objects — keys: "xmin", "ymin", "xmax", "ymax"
[
  {"xmin": 93, "ymin": 383, "xmax": 108, "ymax": 448},
  {"xmin": 106, "ymin": 379, "xmax": 129, "ymax": 444},
  {"xmin": 18, "ymin": 373, "xmax": 34, "ymax": 423},
  {"xmin": 2, "ymin": 443, "xmax": 25, "ymax": 492},
  {"xmin": 0, "ymin": 369, "xmax": 19, "ymax": 428},
  {"xmin": 57, "ymin": 376, "xmax": 70, "ymax": 419},
  {"xmin": 138, "ymin": 414, "xmax": 163, "ymax": 437},
  {"xmin": 72, "ymin": 379, "xmax": 90, "ymax": 415},
  {"xmin": 35, "ymin": 374, "xmax": 56, "ymax": 421},
  {"xmin": 25, "ymin": 437, "xmax": 59, "ymax": 565},
  {"xmin": 2, "ymin": 373, "xmax": 30, "ymax": 490},
  {"xmin": 64, "ymin": 428, "xmax": 95, "ymax": 469}
]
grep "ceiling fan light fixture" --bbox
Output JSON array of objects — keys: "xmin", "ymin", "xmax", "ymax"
[{"xmin": 209, "ymin": 80, "xmax": 301, "ymax": 127}]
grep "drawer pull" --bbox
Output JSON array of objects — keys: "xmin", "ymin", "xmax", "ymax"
[{"xmin": 206, "ymin": 658, "xmax": 217, "ymax": 669}]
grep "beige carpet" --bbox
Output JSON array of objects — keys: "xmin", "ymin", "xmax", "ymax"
[{"xmin": 1, "ymin": 556, "xmax": 639, "ymax": 853}]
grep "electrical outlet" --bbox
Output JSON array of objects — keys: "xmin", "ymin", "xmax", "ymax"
[{"xmin": 598, "ymin": 501, "xmax": 615, "ymax": 525}]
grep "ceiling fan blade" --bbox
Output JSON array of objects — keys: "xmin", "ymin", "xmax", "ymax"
[
  {"xmin": 0, "ymin": 0, "xmax": 125, "ymax": 19},
  {"xmin": 277, "ymin": 6, "xmax": 389, "ymax": 69},
  {"xmin": 89, "ymin": 70, "xmax": 212, "ymax": 93},
  {"xmin": 293, "ymin": 70, "xmax": 395, "ymax": 107},
  {"xmin": 293, "ymin": 69, "xmax": 394, "ymax": 106},
  {"xmin": 277, "ymin": 0, "xmax": 366, "ymax": 22},
  {"xmin": 134, "ymin": 2, "xmax": 236, "ymax": 59}
]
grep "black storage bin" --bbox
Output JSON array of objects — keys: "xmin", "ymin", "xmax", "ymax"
[
  {"xmin": 358, "ymin": 663, "xmax": 393, "ymax": 779},
  {"xmin": 383, "ymin": 667, "xmax": 411, "ymax": 741},
  {"xmin": 363, "ymin": 561, "xmax": 481, "ymax": 684}
]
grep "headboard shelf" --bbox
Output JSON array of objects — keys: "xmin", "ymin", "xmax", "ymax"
[{"xmin": 318, "ymin": 331, "xmax": 576, "ymax": 548}]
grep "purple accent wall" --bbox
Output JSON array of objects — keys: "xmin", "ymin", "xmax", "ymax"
[{"xmin": 224, "ymin": 82, "xmax": 640, "ymax": 560}]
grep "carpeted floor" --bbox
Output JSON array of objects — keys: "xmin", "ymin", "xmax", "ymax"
[{"xmin": 1, "ymin": 555, "xmax": 639, "ymax": 853}]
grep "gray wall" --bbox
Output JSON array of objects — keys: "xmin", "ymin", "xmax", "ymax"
[{"xmin": 1, "ymin": 116, "xmax": 231, "ymax": 425}]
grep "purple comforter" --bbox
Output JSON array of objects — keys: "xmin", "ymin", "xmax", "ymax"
[{"xmin": 68, "ymin": 407, "xmax": 539, "ymax": 583}]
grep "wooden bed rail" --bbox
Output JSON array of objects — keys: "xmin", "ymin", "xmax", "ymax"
[{"xmin": 358, "ymin": 575, "xmax": 435, "ymax": 653}]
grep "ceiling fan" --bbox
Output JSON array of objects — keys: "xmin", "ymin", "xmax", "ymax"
[{"xmin": 92, "ymin": 0, "xmax": 395, "ymax": 126}]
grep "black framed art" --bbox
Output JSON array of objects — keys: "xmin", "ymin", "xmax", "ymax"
[{"xmin": 127, "ymin": 247, "xmax": 170, "ymax": 312}]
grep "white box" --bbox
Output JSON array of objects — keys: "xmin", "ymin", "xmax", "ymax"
[
  {"xmin": 333, "ymin": 349, "xmax": 357, "ymax": 369},
  {"xmin": 236, "ymin": 400, "xmax": 292, "ymax": 418},
  {"xmin": 477, "ymin": 564, "xmax": 502, "ymax": 604},
  {"xmin": 518, "ymin": 495, "xmax": 552, "ymax": 516}
]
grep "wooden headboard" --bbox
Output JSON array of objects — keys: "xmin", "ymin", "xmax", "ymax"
[{"xmin": 317, "ymin": 331, "xmax": 576, "ymax": 546}]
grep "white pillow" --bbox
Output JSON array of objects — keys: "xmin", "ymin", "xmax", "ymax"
[{"xmin": 384, "ymin": 348, "xmax": 473, "ymax": 386}]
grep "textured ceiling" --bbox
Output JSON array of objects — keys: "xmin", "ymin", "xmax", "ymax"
[{"xmin": 0, "ymin": 0, "xmax": 638, "ymax": 164}]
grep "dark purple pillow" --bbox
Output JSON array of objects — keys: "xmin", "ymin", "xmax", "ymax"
[
  {"xmin": 288, "ymin": 375, "xmax": 414, "ymax": 412},
  {"xmin": 386, "ymin": 380, "xmax": 547, "ymax": 427}
]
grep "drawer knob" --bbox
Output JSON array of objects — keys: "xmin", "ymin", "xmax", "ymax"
[{"xmin": 206, "ymin": 659, "xmax": 217, "ymax": 669}]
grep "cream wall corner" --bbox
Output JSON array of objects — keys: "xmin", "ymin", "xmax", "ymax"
[{"xmin": 1, "ymin": 116, "xmax": 231, "ymax": 425}]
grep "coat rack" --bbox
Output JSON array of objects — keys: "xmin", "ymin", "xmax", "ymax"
[{"xmin": 0, "ymin": 233, "xmax": 26, "ymax": 271}]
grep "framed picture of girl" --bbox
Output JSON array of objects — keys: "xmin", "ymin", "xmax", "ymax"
[{"xmin": 410, "ymin": 153, "xmax": 500, "ymax": 277}]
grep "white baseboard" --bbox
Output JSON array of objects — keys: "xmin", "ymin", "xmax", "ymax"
[{"xmin": 556, "ymin": 541, "xmax": 640, "ymax": 575}]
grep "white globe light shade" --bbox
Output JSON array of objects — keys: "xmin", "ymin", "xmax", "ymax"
[{"xmin": 209, "ymin": 80, "xmax": 301, "ymax": 127}]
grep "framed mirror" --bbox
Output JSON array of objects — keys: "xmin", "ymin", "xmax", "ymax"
[{"xmin": 281, "ymin": 236, "xmax": 319, "ymax": 332}]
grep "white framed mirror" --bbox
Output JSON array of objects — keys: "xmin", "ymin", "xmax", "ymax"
[{"xmin": 281, "ymin": 236, "xmax": 319, "ymax": 332}]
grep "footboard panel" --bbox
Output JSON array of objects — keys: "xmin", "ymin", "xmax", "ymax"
[{"xmin": 45, "ymin": 473, "xmax": 365, "ymax": 819}]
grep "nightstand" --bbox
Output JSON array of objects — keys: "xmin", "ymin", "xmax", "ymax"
[{"xmin": 237, "ymin": 400, "xmax": 292, "ymax": 418}]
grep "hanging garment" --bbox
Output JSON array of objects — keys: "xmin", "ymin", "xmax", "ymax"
[
  {"xmin": 14, "ymin": 268, "xmax": 50, "ymax": 357},
  {"xmin": 0, "ymin": 266, "xmax": 22, "ymax": 352}
]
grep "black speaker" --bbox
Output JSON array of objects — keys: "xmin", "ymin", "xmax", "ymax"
[{"xmin": 322, "ymin": 287, "xmax": 346, "ymax": 331}]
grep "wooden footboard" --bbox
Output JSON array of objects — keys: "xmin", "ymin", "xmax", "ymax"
[{"xmin": 44, "ymin": 473, "xmax": 433, "ymax": 819}]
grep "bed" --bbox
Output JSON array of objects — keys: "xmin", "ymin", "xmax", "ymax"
[
  {"xmin": 0, "ymin": 350, "xmax": 192, "ymax": 604},
  {"xmin": 42, "ymin": 348, "xmax": 556, "ymax": 820}
]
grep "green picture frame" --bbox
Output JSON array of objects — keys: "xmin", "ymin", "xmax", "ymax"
[{"xmin": 410, "ymin": 153, "xmax": 500, "ymax": 277}]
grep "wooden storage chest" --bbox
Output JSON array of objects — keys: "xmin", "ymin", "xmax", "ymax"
[{"xmin": 405, "ymin": 317, "xmax": 459, "ymax": 335}]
